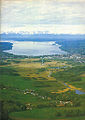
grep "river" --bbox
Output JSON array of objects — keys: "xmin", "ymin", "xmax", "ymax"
[{"xmin": 64, "ymin": 83, "xmax": 85, "ymax": 95}]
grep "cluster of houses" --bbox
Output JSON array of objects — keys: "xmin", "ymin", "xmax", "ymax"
[
  {"xmin": 42, "ymin": 54, "xmax": 85, "ymax": 64},
  {"xmin": 23, "ymin": 89, "xmax": 51, "ymax": 101},
  {"xmin": 25, "ymin": 103, "xmax": 32, "ymax": 110},
  {"xmin": 57, "ymin": 100, "xmax": 73, "ymax": 107},
  {"xmin": 23, "ymin": 88, "xmax": 73, "ymax": 110},
  {"xmin": 25, "ymin": 100, "xmax": 73, "ymax": 110}
]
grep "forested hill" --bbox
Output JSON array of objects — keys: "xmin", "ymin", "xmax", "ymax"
[
  {"xmin": 56, "ymin": 40, "xmax": 85, "ymax": 55},
  {"xmin": 0, "ymin": 42, "xmax": 13, "ymax": 51}
]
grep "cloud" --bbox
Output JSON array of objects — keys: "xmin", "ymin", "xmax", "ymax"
[{"xmin": 1, "ymin": 0, "xmax": 85, "ymax": 33}]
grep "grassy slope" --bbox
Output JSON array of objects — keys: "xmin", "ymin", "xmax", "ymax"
[
  {"xmin": 0, "ymin": 59, "xmax": 85, "ymax": 120},
  {"xmin": 10, "ymin": 109, "xmax": 85, "ymax": 120}
]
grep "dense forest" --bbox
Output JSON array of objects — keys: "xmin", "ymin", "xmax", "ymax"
[
  {"xmin": 56, "ymin": 40, "xmax": 85, "ymax": 55},
  {"xmin": 0, "ymin": 42, "xmax": 13, "ymax": 51}
]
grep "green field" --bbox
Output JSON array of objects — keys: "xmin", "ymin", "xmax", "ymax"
[{"xmin": 0, "ymin": 57, "xmax": 85, "ymax": 120}]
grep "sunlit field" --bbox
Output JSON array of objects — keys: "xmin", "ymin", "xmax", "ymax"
[{"xmin": 0, "ymin": 57, "xmax": 85, "ymax": 120}]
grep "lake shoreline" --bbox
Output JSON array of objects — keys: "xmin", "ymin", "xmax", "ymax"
[{"xmin": 3, "ymin": 41, "xmax": 67, "ymax": 57}]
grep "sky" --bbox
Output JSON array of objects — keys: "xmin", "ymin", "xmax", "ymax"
[{"xmin": 1, "ymin": 0, "xmax": 85, "ymax": 34}]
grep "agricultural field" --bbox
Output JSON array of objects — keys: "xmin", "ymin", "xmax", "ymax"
[{"xmin": 0, "ymin": 56, "xmax": 85, "ymax": 120}]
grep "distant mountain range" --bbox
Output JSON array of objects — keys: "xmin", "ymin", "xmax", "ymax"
[{"xmin": 1, "ymin": 32, "xmax": 85, "ymax": 41}]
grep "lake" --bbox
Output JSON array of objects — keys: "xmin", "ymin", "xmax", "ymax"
[{"xmin": 4, "ymin": 41, "xmax": 67, "ymax": 56}]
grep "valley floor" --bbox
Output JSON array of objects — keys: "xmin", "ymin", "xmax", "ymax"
[{"xmin": 0, "ymin": 56, "xmax": 85, "ymax": 120}]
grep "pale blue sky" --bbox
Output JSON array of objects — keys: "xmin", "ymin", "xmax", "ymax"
[{"xmin": 1, "ymin": 0, "xmax": 85, "ymax": 34}]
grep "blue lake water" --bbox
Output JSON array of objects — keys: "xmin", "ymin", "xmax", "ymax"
[
  {"xmin": 4, "ymin": 41, "xmax": 67, "ymax": 56},
  {"xmin": 75, "ymin": 90, "xmax": 85, "ymax": 95}
]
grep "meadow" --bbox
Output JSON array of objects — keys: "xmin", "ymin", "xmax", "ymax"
[{"xmin": 0, "ymin": 56, "xmax": 85, "ymax": 120}]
